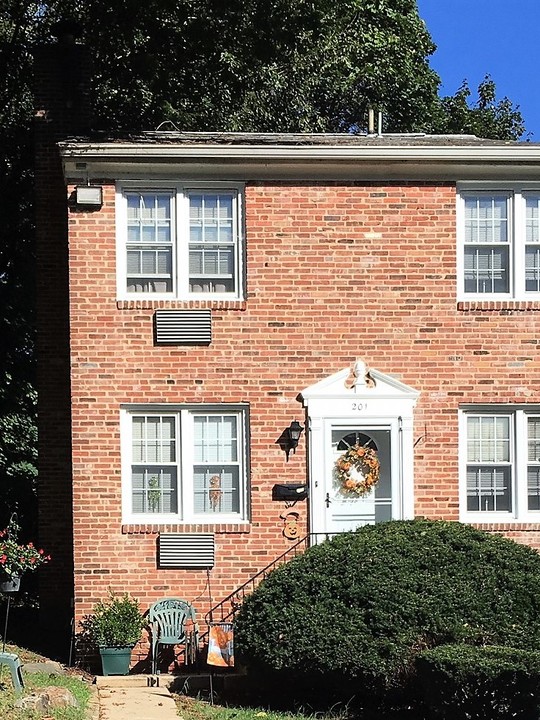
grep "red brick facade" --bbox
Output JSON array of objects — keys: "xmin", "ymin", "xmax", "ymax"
[
  {"xmin": 60, "ymin": 174, "xmax": 540, "ymax": 622},
  {"xmin": 35, "ymin": 63, "xmax": 540, "ymax": 662}
]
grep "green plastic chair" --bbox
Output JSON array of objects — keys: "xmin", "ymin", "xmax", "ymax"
[
  {"xmin": 0, "ymin": 652, "xmax": 24, "ymax": 694},
  {"xmin": 148, "ymin": 598, "xmax": 198, "ymax": 674}
]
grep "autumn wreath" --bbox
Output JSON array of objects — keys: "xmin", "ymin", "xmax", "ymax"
[{"xmin": 335, "ymin": 444, "xmax": 380, "ymax": 497}]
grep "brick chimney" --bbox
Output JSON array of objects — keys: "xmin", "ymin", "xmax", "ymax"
[{"xmin": 34, "ymin": 29, "xmax": 91, "ymax": 660}]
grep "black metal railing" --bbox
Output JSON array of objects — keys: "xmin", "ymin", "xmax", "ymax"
[{"xmin": 203, "ymin": 532, "xmax": 338, "ymax": 630}]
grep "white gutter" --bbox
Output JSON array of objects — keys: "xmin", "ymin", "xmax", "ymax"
[{"xmin": 58, "ymin": 142, "xmax": 540, "ymax": 164}]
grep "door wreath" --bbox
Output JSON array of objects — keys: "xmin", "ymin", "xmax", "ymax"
[{"xmin": 335, "ymin": 444, "xmax": 380, "ymax": 497}]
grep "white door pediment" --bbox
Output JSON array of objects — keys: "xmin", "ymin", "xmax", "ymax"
[{"xmin": 301, "ymin": 366, "xmax": 420, "ymax": 402}]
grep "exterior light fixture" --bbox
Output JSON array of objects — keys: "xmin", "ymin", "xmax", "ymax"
[
  {"xmin": 287, "ymin": 420, "xmax": 304, "ymax": 454},
  {"xmin": 75, "ymin": 185, "xmax": 103, "ymax": 207}
]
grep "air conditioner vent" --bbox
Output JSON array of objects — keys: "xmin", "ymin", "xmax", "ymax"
[
  {"xmin": 158, "ymin": 533, "xmax": 215, "ymax": 568},
  {"xmin": 154, "ymin": 310, "xmax": 212, "ymax": 345}
]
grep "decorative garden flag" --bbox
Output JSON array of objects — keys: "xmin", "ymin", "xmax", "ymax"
[{"xmin": 207, "ymin": 623, "xmax": 234, "ymax": 667}]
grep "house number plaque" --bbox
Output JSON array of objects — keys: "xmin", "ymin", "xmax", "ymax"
[{"xmin": 351, "ymin": 402, "xmax": 367, "ymax": 411}]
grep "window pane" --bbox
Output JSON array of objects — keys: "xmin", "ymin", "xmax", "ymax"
[
  {"xmin": 526, "ymin": 246, "xmax": 540, "ymax": 292},
  {"xmin": 528, "ymin": 418, "xmax": 540, "ymax": 461},
  {"xmin": 464, "ymin": 246, "xmax": 509, "ymax": 293},
  {"xmin": 193, "ymin": 467, "xmax": 240, "ymax": 514},
  {"xmin": 527, "ymin": 467, "xmax": 540, "ymax": 510},
  {"xmin": 526, "ymin": 196, "xmax": 540, "ymax": 243},
  {"xmin": 132, "ymin": 467, "xmax": 178, "ymax": 514},
  {"xmin": 467, "ymin": 466, "xmax": 511, "ymax": 512},
  {"xmin": 193, "ymin": 415, "xmax": 238, "ymax": 463},
  {"xmin": 465, "ymin": 195, "xmax": 508, "ymax": 243},
  {"xmin": 132, "ymin": 416, "xmax": 176, "ymax": 463},
  {"xmin": 528, "ymin": 418, "xmax": 540, "ymax": 510},
  {"xmin": 131, "ymin": 415, "xmax": 177, "ymax": 515},
  {"xmin": 465, "ymin": 196, "xmax": 508, "ymax": 243},
  {"xmin": 467, "ymin": 416, "xmax": 510, "ymax": 462},
  {"xmin": 528, "ymin": 468, "xmax": 540, "ymax": 510}
]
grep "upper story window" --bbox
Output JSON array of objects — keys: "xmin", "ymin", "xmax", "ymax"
[
  {"xmin": 121, "ymin": 405, "xmax": 249, "ymax": 524},
  {"xmin": 460, "ymin": 407, "xmax": 540, "ymax": 522},
  {"xmin": 458, "ymin": 188, "xmax": 540, "ymax": 300},
  {"xmin": 117, "ymin": 184, "xmax": 244, "ymax": 300}
]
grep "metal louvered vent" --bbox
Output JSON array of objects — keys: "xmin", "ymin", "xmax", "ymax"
[
  {"xmin": 154, "ymin": 310, "xmax": 212, "ymax": 345},
  {"xmin": 158, "ymin": 533, "xmax": 215, "ymax": 568}
]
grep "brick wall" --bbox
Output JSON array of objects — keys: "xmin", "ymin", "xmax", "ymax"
[{"xmin": 61, "ymin": 175, "xmax": 540, "ymax": 659}]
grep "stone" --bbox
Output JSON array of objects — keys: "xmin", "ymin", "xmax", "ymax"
[
  {"xmin": 22, "ymin": 660, "xmax": 65, "ymax": 675},
  {"xmin": 15, "ymin": 685, "xmax": 79, "ymax": 712}
]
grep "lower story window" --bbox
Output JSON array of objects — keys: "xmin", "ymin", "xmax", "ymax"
[
  {"xmin": 122, "ymin": 405, "xmax": 248, "ymax": 523},
  {"xmin": 461, "ymin": 407, "xmax": 540, "ymax": 521}
]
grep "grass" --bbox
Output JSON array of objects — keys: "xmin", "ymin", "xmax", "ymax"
[
  {"xmin": 0, "ymin": 643, "xmax": 93, "ymax": 720},
  {"xmin": 175, "ymin": 695, "xmax": 349, "ymax": 720}
]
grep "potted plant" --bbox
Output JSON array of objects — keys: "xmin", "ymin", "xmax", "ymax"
[
  {"xmin": 0, "ymin": 517, "xmax": 50, "ymax": 592},
  {"xmin": 80, "ymin": 590, "xmax": 146, "ymax": 676}
]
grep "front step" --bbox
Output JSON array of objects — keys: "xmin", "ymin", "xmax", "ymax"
[{"xmin": 95, "ymin": 671, "xmax": 244, "ymax": 696}]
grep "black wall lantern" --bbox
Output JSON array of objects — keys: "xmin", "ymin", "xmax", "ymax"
[{"xmin": 287, "ymin": 420, "xmax": 304, "ymax": 456}]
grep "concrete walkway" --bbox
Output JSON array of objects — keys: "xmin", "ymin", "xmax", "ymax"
[{"xmin": 95, "ymin": 676, "xmax": 180, "ymax": 720}]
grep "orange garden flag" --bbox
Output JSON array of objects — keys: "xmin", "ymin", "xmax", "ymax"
[{"xmin": 207, "ymin": 623, "xmax": 234, "ymax": 667}]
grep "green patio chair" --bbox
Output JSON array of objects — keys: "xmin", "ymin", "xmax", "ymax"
[{"xmin": 148, "ymin": 598, "xmax": 198, "ymax": 674}]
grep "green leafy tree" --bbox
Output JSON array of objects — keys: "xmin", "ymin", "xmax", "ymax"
[
  {"xmin": 44, "ymin": 0, "xmax": 442, "ymax": 133},
  {"xmin": 0, "ymin": 1, "xmax": 48, "ymax": 531},
  {"xmin": 431, "ymin": 75, "xmax": 526, "ymax": 141},
  {"xmin": 43, "ymin": 1, "xmax": 525, "ymax": 138}
]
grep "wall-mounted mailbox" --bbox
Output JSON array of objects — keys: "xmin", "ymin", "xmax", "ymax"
[{"xmin": 272, "ymin": 483, "xmax": 308, "ymax": 501}]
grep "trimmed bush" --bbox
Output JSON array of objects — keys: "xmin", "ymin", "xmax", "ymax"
[
  {"xmin": 415, "ymin": 644, "xmax": 540, "ymax": 719},
  {"xmin": 234, "ymin": 520, "xmax": 540, "ymax": 708}
]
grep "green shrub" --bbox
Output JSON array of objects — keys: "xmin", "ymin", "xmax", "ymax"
[
  {"xmin": 415, "ymin": 644, "xmax": 540, "ymax": 719},
  {"xmin": 79, "ymin": 590, "xmax": 145, "ymax": 647},
  {"xmin": 234, "ymin": 520, "xmax": 540, "ymax": 709}
]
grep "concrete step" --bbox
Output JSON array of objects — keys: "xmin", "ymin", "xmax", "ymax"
[{"xmin": 95, "ymin": 674, "xmax": 171, "ymax": 688}]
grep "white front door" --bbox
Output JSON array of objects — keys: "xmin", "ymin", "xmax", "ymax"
[
  {"xmin": 310, "ymin": 420, "xmax": 397, "ymax": 536},
  {"xmin": 326, "ymin": 425, "xmax": 393, "ymax": 533},
  {"xmin": 301, "ymin": 364, "xmax": 420, "ymax": 539}
]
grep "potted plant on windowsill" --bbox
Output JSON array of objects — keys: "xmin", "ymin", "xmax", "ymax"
[
  {"xmin": 0, "ymin": 516, "xmax": 51, "ymax": 592},
  {"xmin": 80, "ymin": 590, "xmax": 146, "ymax": 676}
]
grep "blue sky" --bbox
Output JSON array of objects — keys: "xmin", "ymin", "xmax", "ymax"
[{"xmin": 417, "ymin": 0, "xmax": 540, "ymax": 140}]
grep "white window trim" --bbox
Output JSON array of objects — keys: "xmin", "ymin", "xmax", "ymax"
[
  {"xmin": 116, "ymin": 181, "xmax": 245, "ymax": 301},
  {"xmin": 457, "ymin": 182, "xmax": 540, "ymax": 302},
  {"xmin": 121, "ymin": 404, "xmax": 249, "ymax": 524},
  {"xmin": 459, "ymin": 406, "xmax": 540, "ymax": 523}
]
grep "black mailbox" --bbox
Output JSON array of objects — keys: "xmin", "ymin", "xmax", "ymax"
[{"xmin": 272, "ymin": 483, "xmax": 308, "ymax": 501}]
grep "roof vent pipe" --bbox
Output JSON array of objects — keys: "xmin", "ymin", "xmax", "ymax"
[
  {"xmin": 368, "ymin": 108, "xmax": 375, "ymax": 134},
  {"xmin": 377, "ymin": 111, "xmax": 383, "ymax": 137}
]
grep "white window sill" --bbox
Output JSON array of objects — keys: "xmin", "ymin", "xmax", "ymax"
[
  {"xmin": 118, "ymin": 293, "xmax": 243, "ymax": 302},
  {"xmin": 461, "ymin": 512, "xmax": 540, "ymax": 525},
  {"xmin": 124, "ymin": 514, "xmax": 248, "ymax": 525}
]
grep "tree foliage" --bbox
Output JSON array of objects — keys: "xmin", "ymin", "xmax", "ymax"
[
  {"xmin": 431, "ymin": 76, "xmax": 526, "ymax": 141},
  {"xmin": 43, "ymin": 0, "xmax": 441, "ymax": 133},
  {"xmin": 0, "ymin": 1, "xmax": 47, "ymax": 530}
]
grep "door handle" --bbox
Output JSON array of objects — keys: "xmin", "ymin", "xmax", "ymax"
[{"xmin": 325, "ymin": 493, "xmax": 332, "ymax": 507}]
